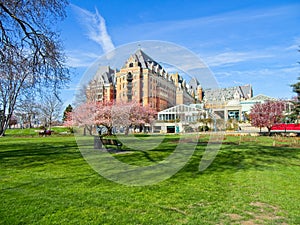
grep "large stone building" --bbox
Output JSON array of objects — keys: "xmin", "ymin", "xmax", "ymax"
[
  {"xmin": 203, "ymin": 85, "xmax": 253, "ymax": 120},
  {"xmin": 86, "ymin": 66, "xmax": 116, "ymax": 103},
  {"xmin": 85, "ymin": 50, "xmax": 258, "ymax": 123},
  {"xmin": 86, "ymin": 49, "xmax": 202, "ymax": 111}
]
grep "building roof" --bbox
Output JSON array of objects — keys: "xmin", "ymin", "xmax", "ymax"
[
  {"xmin": 93, "ymin": 66, "xmax": 115, "ymax": 84},
  {"xmin": 158, "ymin": 104, "xmax": 202, "ymax": 114},
  {"xmin": 189, "ymin": 77, "xmax": 200, "ymax": 91},
  {"xmin": 249, "ymin": 94, "xmax": 276, "ymax": 101},
  {"xmin": 203, "ymin": 84, "xmax": 252, "ymax": 102},
  {"xmin": 123, "ymin": 49, "xmax": 161, "ymax": 69}
]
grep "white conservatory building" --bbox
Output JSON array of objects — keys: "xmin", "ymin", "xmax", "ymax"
[{"xmin": 154, "ymin": 104, "xmax": 206, "ymax": 133}]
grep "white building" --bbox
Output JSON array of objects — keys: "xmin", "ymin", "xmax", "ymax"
[
  {"xmin": 240, "ymin": 94, "xmax": 276, "ymax": 114},
  {"xmin": 155, "ymin": 104, "xmax": 206, "ymax": 133}
]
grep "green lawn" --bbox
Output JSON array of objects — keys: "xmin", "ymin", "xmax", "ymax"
[
  {"xmin": 0, "ymin": 133, "xmax": 299, "ymax": 224},
  {"xmin": 4, "ymin": 127, "xmax": 72, "ymax": 137}
]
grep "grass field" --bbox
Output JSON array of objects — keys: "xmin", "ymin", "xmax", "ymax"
[
  {"xmin": 0, "ymin": 131, "xmax": 299, "ymax": 224},
  {"xmin": 3, "ymin": 127, "xmax": 72, "ymax": 137}
]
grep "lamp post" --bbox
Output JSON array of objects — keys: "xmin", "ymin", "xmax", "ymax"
[
  {"xmin": 208, "ymin": 109, "xmax": 217, "ymax": 132},
  {"xmin": 285, "ymin": 116, "xmax": 288, "ymax": 134}
]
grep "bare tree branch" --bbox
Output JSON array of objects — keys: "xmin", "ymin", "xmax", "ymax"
[{"xmin": 0, "ymin": 0, "xmax": 69, "ymax": 136}]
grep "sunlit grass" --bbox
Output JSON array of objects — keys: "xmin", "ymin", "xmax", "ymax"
[
  {"xmin": 0, "ymin": 134, "xmax": 299, "ymax": 224},
  {"xmin": 4, "ymin": 127, "xmax": 72, "ymax": 137}
]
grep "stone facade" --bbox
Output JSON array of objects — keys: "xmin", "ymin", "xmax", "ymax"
[
  {"xmin": 86, "ymin": 66, "xmax": 115, "ymax": 103},
  {"xmin": 203, "ymin": 85, "xmax": 253, "ymax": 121},
  {"xmin": 115, "ymin": 50, "xmax": 200, "ymax": 111},
  {"xmin": 87, "ymin": 49, "xmax": 202, "ymax": 111}
]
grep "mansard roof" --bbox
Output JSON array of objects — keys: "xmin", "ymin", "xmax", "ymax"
[
  {"xmin": 93, "ymin": 66, "xmax": 115, "ymax": 84},
  {"xmin": 239, "ymin": 84, "xmax": 252, "ymax": 99},
  {"xmin": 123, "ymin": 49, "xmax": 162, "ymax": 69},
  {"xmin": 122, "ymin": 49, "xmax": 200, "ymax": 95},
  {"xmin": 189, "ymin": 77, "xmax": 200, "ymax": 91},
  {"xmin": 203, "ymin": 84, "xmax": 252, "ymax": 102},
  {"xmin": 249, "ymin": 94, "xmax": 276, "ymax": 101}
]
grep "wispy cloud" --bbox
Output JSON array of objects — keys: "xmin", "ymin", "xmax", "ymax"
[
  {"xmin": 285, "ymin": 36, "xmax": 300, "ymax": 51},
  {"xmin": 66, "ymin": 50, "xmax": 99, "ymax": 67},
  {"xmin": 214, "ymin": 65, "xmax": 299, "ymax": 98},
  {"xmin": 216, "ymin": 66, "xmax": 299, "ymax": 79},
  {"xmin": 71, "ymin": 4, "xmax": 115, "ymax": 53},
  {"xmin": 111, "ymin": 4, "xmax": 299, "ymax": 43},
  {"xmin": 204, "ymin": 51, "xmax": 273, "ymax": 67}
]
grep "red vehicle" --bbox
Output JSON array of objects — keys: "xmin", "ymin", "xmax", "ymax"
[{"xmin": 271, "ymin": 123, "xmax": 300, "ymax": 133}]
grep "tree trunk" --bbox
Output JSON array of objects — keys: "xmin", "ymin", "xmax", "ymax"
[
  {"xmin": 139, "ymin": 125, "xmax": 143, "ymax": 133},
  {"xmin": 107, "ymin": 127, "xmax": 113, "ymax": 136},
  {"xmin": 267, "ymin": 127, "xmax": 271, "ymax": 136},
  {"xmin": 0, "ymin": 111, "xmax": 12, "ymax": 137},
  {"xmin": 87, "ymin": 126, "xmax": 93, "ymax": 135},
  {"xmin": 0, "ymin": 119, "xmax": 10, "ymax": 137},
  {"xmin": 125, "ymin": 126, "xmax": 129, "ymax": 135},
  {"xmin": 49, "ymin": 115, "xmax": 52, "ymax": 131},
  {"xmin": 0, "ymin": 130, "xmax": 4, "ymax": 136}
]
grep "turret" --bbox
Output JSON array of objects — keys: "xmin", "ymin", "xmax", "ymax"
[{"xmin": 197, "ymin": 84, "xmax": 203, "ymax": 102}]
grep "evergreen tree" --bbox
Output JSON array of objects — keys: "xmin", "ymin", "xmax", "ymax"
[
  {"xmin": 290, "ymin": 77, "xmax": 300, "ymax": 122},
  {"xmin": 63, "ymin": 104, "xmax": 73, "ymax": 122}
]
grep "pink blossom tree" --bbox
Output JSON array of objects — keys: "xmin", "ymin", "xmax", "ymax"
[
  {"xmin": 94, "ymin": 101, "xmax": 115, "ymax": 135},
  {"xmin": 112, "ymin": 101, "xmax": 157, "ymax": 135},
  {"xmin": 249, "ymin": 100, "xmax": 286, "ymax": 134},
  {"xmin": 64, "ymin": 100, "xmax": 157, "ymax": 136},
  {"xmin": 64, "ymin": 102, "xmax": 97, "ymax": 135}
]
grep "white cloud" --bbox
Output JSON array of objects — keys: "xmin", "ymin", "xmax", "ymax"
[
  {"xmin": 216, "ymin": 66, "xmax": 299, "ymax": 79},
  {"xmin": 214, "ymin": 65, "xmax": 298, "ymax": 99},
  {"xmin": 71, "ymin": 4, "xmax": 115, "ymax": 53},
  {"xmin": 66, "ymin": 50, "xmax": 99, "ymax": 67},
  {"xmin": 285, "ymin": 37, "xmax": 300, "ymax": 51},
  {"xmin": 112, "ymin": 4, "xmax": 298, "ymax": 42},
  {"xmin": 204, "ymin": 51, "xmax": 273, "ymax": 67}
]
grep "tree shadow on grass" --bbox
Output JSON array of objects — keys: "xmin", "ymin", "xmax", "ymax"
[
  {"xmin": 98, "ymin": 136, "xmax": 180, "ymax": 163},
  {"xmin": 3, "ymin": 136, "xmax": 299, "ymax": 178},
  {"xmin": 105, "ymin": 136, "xmax": 299, "ymax": 172},
  {"xmin": 187, "ymin": 143, "xmax": 300, "ymax": 175},
  {"xmin": 0, "ymin": 141, "xmax": 80, "ymax": 168}
]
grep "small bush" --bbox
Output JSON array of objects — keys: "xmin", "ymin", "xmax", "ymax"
[
  {"xmin": 199, "ymin": 125, "xmax": 209, "ymax": 132},
  {"xmin": 184, "ymin": 126, "xmax": 194, "ymax": 133}
]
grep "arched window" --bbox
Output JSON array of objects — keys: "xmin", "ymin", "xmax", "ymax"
[
  {"xmin": 127, "ymin": 72, "xmax": 133, "ymax": 81},
  {"xmin": 129, "ymin": 63, "xmax": 133, "ymax": 67}
]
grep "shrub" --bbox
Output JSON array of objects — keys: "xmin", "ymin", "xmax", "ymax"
[{"xmin": 199, "ymin": 125, "xmax": 209, "ymax": 132}]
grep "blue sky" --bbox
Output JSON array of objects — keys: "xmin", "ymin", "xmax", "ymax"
[{"xmin": 59, "ymin": 0, "xmax": 300, "ymax": 104}]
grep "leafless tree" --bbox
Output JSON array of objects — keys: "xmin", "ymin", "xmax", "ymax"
[
  {"xmin": 74, "ymin": 84, "xmax": 88, "ymax": 106},
  {"xmin": 15, "ymin": 93, "xmax": 40, "ymax": 128},
  {"xmin": 0, "ymin": 0, "xmax": 69, "ymax": 136},
  {"xmin": 38, "ymin": 94, "xmax": 62, "ymax": 130}
]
